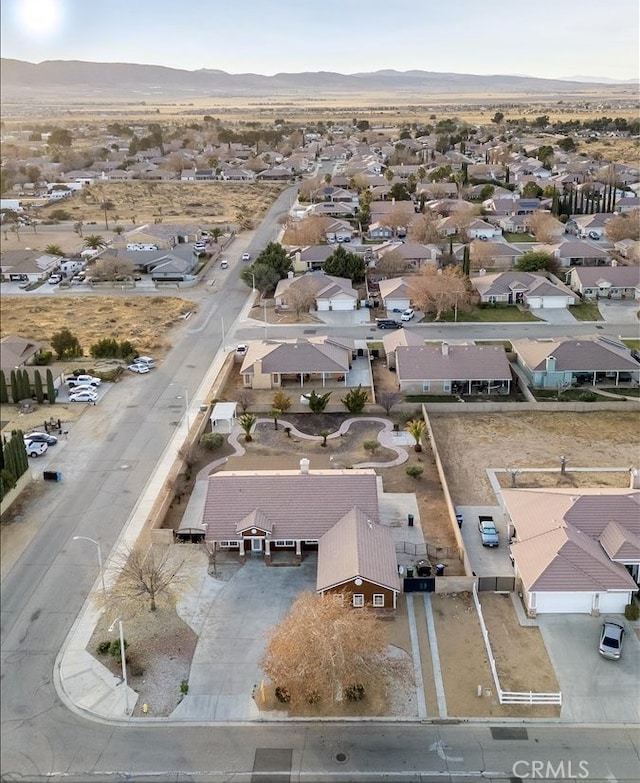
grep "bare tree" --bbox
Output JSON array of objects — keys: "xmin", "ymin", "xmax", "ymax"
[
  {"xmin": 525, "ymin": 211, "xmax": 564, "ymax": 243},
  {"xmin": 200, "ymin": 540, "xmax": 219, "ymax": 578},
  {"xmin": 605, "ymin": 210, "xmax": 640, "ymax": 242},
  {"xmin": 408, "ymin": 212, "xmax": 441, "ymax": 245},
  {"xmin": 377, "ymin": 390, "xmax": 403, "ymax": 415},
  {"xmin": 92, "ymin": 256, "xmax": 135, "ymax": 281},
  {"xmin": 410, "ymin": 266, "xmax": 470, "ymax": 321},
  {"xmin": 101, "ymin": 544, "xmax": 190, "ymax": 613},
  {"xmin": 374, "ymin": 250, "xmax": 410, "ymax": 278},
  {"xmin": 236, "ymin": 389, "xmax": 254, "ymax": 413},
  {"xmin": 506, "ymin": 467, "xmax": 522, "ymax": 488},
  {"xmin": 283, "ymin": 277, "xmax": 318, "ymax": 316},
  {"xmin": 262, "ymin": 592, "xmax": 401, "ymax": 708},
  {"xmin": 283, "ymin": 216, "xmax": 332, "ymax": 246}
]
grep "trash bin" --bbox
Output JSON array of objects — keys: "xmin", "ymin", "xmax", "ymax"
[
  {"xmin": 406, "ymin": 567, "xmax": 414, "ymax": 578},
  {"xmin": 435, "ymin": 563, "xmax": 446, "ymax": 576},
  {"xmin": 43, "ymin": 471, "xmax": 62, "ymax": 482},
  {"xmin": 408, "ymin": 514, "xmax": 414, "ymax": 527},
  {"xmin": 416, "ymin": 560, "xmax": 431, "ymax": 577}
]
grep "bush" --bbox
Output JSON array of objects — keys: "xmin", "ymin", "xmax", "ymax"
[
  {"xmin": 275, "ymin": 685, "xmax": 291, "ymax": 703},
  {"xmin": 96, "ymin": 640, "xmax": 111, "ymax": 655},
  {"xmin": 200, "ymin": 432, "xmax": 224, "ymax": 451},
  {"xmin": 406, "ymin": 465, "xmax": 424, "ymax": 479},
  {"xmin": 578, "ymin": 392, "xmax": 597, "ymax": 402},
  {"xmin": 109, "ymin": 637, "xmax": 128, "ymax": 660},
  {"xmin": 624, "ymin": 602, "xmax": 639, "ymax": 621},
  {"xmin": 180, "ymin": 679, "xmax": 189, "ymax": 694},
  {"xmin": 1, "ymin": 468, "xmax": 17, "ymax": 493},
  {"xmin": 344, "ymin": 683, "xmax": 365, "ymax": 701},
  {"xmin": 33, "ymin": 351, "xmax": 53, "ymax": 366},
  {"xmin": 341, "ymin": 387, "xmax": 368, "ymax": 414},
  {"xmin": 363, "ymin": 440, "xmax": 380, "ymax": 455}
]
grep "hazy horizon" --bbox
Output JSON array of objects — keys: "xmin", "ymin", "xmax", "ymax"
[{"xmin": 1, "ymin": 0, "xmax": 638, "ymax": 83}]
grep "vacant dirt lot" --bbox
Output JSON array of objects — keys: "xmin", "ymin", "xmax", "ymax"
[
  {"xmin": 429, "ymin": 411, "xmax": 639, "ymax": 505},
  {"xmin": 0, "ymin": 294, "xmax": 194, "ymax": 356}
]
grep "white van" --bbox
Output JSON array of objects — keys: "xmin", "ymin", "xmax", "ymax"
[{"xmin": 134, "ymin": 356, "xmax": 156, "ymax": 368}]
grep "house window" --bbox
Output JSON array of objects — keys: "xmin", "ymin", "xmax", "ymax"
[
  {"xmin": 304, "ymin": 539, "xmax": 318, "ymax": 544},
  {"xmin": 373, "ymin": 594, "xmax": 385, "ymax": 607},
  {"xmin": 219, "ymin": 540, "xmax": 239, "ymax": 548},
  {"xmin": 443, "ymin": 381, "xmax": 451, "ymax": 392},
  {"xmin": 275, "ymin": 540, "xmax": 295, "ymax": 547},
  {"xmin": 422, "ymin": 381, "xmax": 431, "ymax": 392},
  {"xmin": 353, "ymin": 594, "xmax": 365, "ymax": 608}
]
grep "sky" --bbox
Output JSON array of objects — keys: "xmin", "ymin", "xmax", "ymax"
[{"xmin": 1, "ymin": 0, "xmax": 639, "ymax": 82}]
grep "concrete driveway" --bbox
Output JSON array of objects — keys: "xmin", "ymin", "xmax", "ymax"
[
  {"xmin": 172, "ymin": 556, "xmax": 317, "ymax": 720},
  {"xmin": 597, "ymin": 300, "xmax": 640, "ymax": 323},
  {"xmin": 538, "ymin": 614, "xmax": 640, "ymax": 723},
  {"xmin": 529, "ymin": 307, "xmax": 577, "ymax": 324},
  {"xmin": 456, "ymin": 505, "xmax": 514, "ymax": 577}
]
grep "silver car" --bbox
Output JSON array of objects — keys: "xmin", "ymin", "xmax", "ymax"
[{"xmin": 599, "ymin": 622, "xmax": 624, "ymax": 660}]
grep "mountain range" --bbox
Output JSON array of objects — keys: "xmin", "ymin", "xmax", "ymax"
[{"xmin": 1, "ymin": 59, "xmax": 635, "ymax": 101}]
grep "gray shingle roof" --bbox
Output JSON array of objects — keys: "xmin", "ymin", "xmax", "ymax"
[
  {"xmin": 512, "ymin": 337, "xmax": 640, "ymax": 372},
  {"xmin": 316, "ymin": 508, "xmax": 401, "ymax": 593},
  {"xmin": 396, "ymin": 344, "xmax": 511, "ymax": 382}
]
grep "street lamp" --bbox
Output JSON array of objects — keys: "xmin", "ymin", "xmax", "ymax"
[
  {"xmin": 72, "ymin": 536, "xmax": 106, "ymax": 599},
  {"xmin": 108, "ymin": 617, "xmax": 129, "ymax": 713},
  {"xmin": 251, "ymin": 272, "xmax": 256, "ymax": 292}
]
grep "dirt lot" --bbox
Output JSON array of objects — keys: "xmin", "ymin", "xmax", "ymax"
[
  {"xmin": 429, "ymin": 411, "xmax": 639, "ymax": 505},
  {"xmin": 0, "ymin": 294, "xmax": 194, "ymax": 357}
]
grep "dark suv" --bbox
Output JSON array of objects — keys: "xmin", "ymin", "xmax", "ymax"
[{"xmin": 377, "ymin": 319, "xmax": 403, "ymax": 330}]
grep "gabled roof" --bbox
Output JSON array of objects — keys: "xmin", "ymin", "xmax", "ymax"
[
  {"xmin": 511, "ymin": 337, "xmax": 640, "ymax": 372},
  {"xmin": 236, "ymin": 509, "xmax": 273, "ymax": 535},
  {"xmin": 396, "ymin": 344, "xmax": 511, "ymax": 382},
  {"xmin": 378, "ymin": 277, "xmax": 413, "ymax": 299},
  {"xmin": 599, "ymin": 520, "xmax": 640, "ymax": 562},
  {"xmin": 0, "ymin": 335, "xmax": 46, "ymax": 371},
  {"xmin": 316, "ymin": 508, "xmax": 401, "ymax": 594},
  {"xmin": 204, "ymin": 469, "xmax": 379, "ymax": 542},
  {"xmin": 569, "ymin": 266, "xmax": 640, "ymax": 288},
  {"xmin": 240, "ymin": 337, "xmax": 351, "ymax": 375}
]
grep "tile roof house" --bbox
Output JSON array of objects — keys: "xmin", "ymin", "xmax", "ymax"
[
  {"xmin": 512, "ymin": 337, "xmax": 640, "ymax": 388},
  {"xmin": 275, "ymin": 272, "xmax": 357, "ymax": 312},
  {"xmin": 503, "ymin": 488, "xmax": 639, "ymax": 615},
  {"xmin": 203, "ymin": 466, "xmax": 400, "ymax": 610},
  {"xmin": 377, "ymin": 277, "xmax": 415, "ymax": 312},
  {"xmin": 566, "ymin": 266, "xmax": 640, "ymax": 300},
  {"xmin": 553, "ymin": 240, "xmax": 610, "ymax": 267},
  {"xmin": 381, "ymin": 329, "xmax": 424, "ymax": 370},
  {"xmin": 395, "ymin": 343, "xmax": 512, "ymax": 395},
  {"xmin": 0, "ymin": 250, "xmax": 61, "ymax": 282},
  {"xmin": 471, "ymin": 271, "xmax": 576, "ymax": 309},
  {"xmin": 0, "ymin": 335, "xmax": 47, "ymax": 372},
  {"xmin": 239, "ymin": 337, "xmax": 354, "ymax": 390}
]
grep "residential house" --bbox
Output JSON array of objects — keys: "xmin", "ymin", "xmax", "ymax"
[
  {"xmin": 324, "ymin": 220, "xmax": 354, "ymax": 244},
  {"xmin": 368, "ymin": 222, "xmax": 395, "ymax": 241},
  {"xmin": 0, "ymin": 250, "xmax": 61, "ymax": 282},
  {"xmin": 471, "ymin": 271, "xmax": 576, "ymax": 309},
  {"xmin": 292, "ymin": 245, "xmax": 338, "ymax": 272},
  {"xmin": 467, "ymin": 220, "xmax": 503, "ymax": 240},
  {"xmin": 256, "ymin": 167, "xmax": 293, "ymax": 181},
  {"xmin": 0, "ymin": 335, "xmax": 47, "ymax": 372},
  {"xmin": 497, "ymin": 215, "xmax": 530, "ymax": 234},
  {"xmin": 566, "ymin": 266, "xmax": 640, "ymax": 300},
  {"xmin": 376, "ymin": 243, "xmax": 438, "ymax": 270},
  {"xmin": 395, "ymin": 343, "xmax": 512, "ymax": 396},
  {"xmin": 307, "ymin": 202, "xmax": 357, "ymax": 220},
  {"xmin": 615, "ymin": 197, "xmax": 640, "ymax": 213},
  {"xmin": 614, "ymin": 239, "xmax": 640, "ymax": 262},
  {"xmin": 554, "ymin": 240, "xmax": 610, "ymax": 267},
  {"xmin": 239, "ymin": 336, "xmax": 354, "ymax": 390},
  {"xmin": 568, "ymin": 213, "xmax": 611, "ymax": 239},
  {"xmin": 201, "ymin": 465, "xmax": 400, "ymax": 610},
  {"xmin": 504, "ymin": 488, "xmax": 639, "ymax": 615},
  {"xmin": 381, "ymin": 329, "xmax": 424, "ymax": 370},
  {"xmin": 512, "ymin": 337, "xmax": 640, "ymax": 388},
  {"xmin": 484, "ymin": 196, "xmax": 543, "ymax": 216},
  {"xmin": 377, "ymin": 277, "xmax": 414, "ymax": 312},
  {"xmin": 470, "ymin": 240, "xmax": 524, "ymax": 271},
  {"xmin": 274, "ymin": 272, "xmax": 358, "ymax": 312}
]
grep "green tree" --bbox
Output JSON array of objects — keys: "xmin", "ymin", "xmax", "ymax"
[
  {"xmin": 84, "ymin": 234, "xmax": 106, "ymax": 250},
  {"xmin": 48, "ymin": 128, "xmax": 73, "ymax": 147},
  {"xmin": 272, "ymin": 390, "xmax": 291, "ymax": 413},
  {"xmin": 238, "ymin": 413, "xmax": 257, "ymax": 442},
  {"xmin": 10, "ymin": 370, "xmax": 19, "ymax": 404},
  {"xmin": 0, "ymin": 371, "xmax": 8, "ymax": 404},
  {"xmin": 209, "ymin": 228, "xmax": 224, "ymax": 243},
  {"xmin": 462, "ymin": 245, "xmax": 471, "ymax": 277},
  {"xmin": 322, "ymin": 245, "xmax": 365, "ymax": 283},
  {"xmin": 46, "ymin": 369, "xmax": 56, "ymax": 404},
  {"xmin": 240, "ymin": 263, "xmax": 280, "ymax": 296},
  {"xmin": 33, "ymin": 370, "xmax": 44, "ymax": 404},
  {"xmin": 515, "ymin": 251, "xmax": 559, "ymax": 273},
  {"xmin": 51, "ymin": 328, "xmax": 82, "ymax": 359},
  {"xmin": 558, "ymin": 137, "xmax": 577, "ymax": 153},
  {"xmin": 19, "ymin": 369, "xmax": 30, "ymax": 401},
  {"xmin": 406, "ymin": 465, "xmax": 424, "ymax": 479},
  {"xmin": 44, "ymin": 244, "xmax": 64, "ymax": 257},
  {"xmin": 341, "ymin": 387, "xmax": 368, "ymax": 414},
  {"xmin": 387, "ymin": 182, "xmax": 411, "ymax": 201},
  {"xmin": 307, "ymin": 390, "xmax": 332, "ymax": 414},
  {"xmin": 255, "ymin": 242, "xmax": 292, "ymax": 278},
  {"xmin": 521, "ymin": 182, "xmax": 543, "ymax": 199},
  {"xmin": 405, "ymin": 419, "xmax": 426, "ymax": 452},
  {"xmin": 492, "ymin": 112, "xmax": 505, "ymax": 124},
  {"xmin": 269, "ymin": 408, "xmax": 282, "ymax": 430}
]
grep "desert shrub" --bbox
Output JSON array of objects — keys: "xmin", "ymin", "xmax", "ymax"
[
  {"xmin": 578, "ymin": 392, "xmax": 597, "ymax": 402},
  {"xmin": 33, "ymin": 351, "xmax": 53, "ymax": 366},
  {"xmin": 344, "ymin": 683, "xmax": 365, "ymax": 702},
  {"xmin": 624, "ymin": 602, "xmax": 639, "ymax": 621},
  {"xmin": 275, "ymin": 685, "xmax": 291, "ymax": 703},
  {"xmin": 180, "ymin": 679, "xmax": 189, "ymax": 694},
  {"xmin": 96, "ymin": 640, "xmax": 111, "ymax": 655},
  {"xmin": 305, "ymin": 689, "xmax": 320, "ymax": 704},
  {"xmin": 405, "ymin": 465, "xmax": 424, "ymax": 479},
  {"xmin": 363, "ymin": 440, "xmax": 380, "ymax": 455},
  {"xmin": 200, "ymin": 432, "xmax": 224, "ymax": 451},
  {"xmin": 109, "ymin": 637, "xmax": 128, "ymax": 660}
]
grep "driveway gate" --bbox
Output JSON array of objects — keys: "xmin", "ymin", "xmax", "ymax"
[{"xmin": 403, "ymin": 577, "xmax": 435, "ymax": 593}]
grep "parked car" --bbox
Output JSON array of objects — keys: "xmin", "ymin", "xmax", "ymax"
[
  {"xmin": 68, "ymin": 390, "xmax": 98, "ymax": 403},
  {"xmin": 599, "ymin": 622, "xmax": 624, "ymax": 660},
  {"xmin": 24, "ymin": 439, "xmax": 48, "ymax": 458},
  {"xmin": 133, "ymin": 356, "xmax": 156, "ymax": 368},
  {"xmin": 48, "ymin": 274, "xmax": 62, "ymax": 285},
  {"xmin": 377, "ymin": 319, "xmax": 403, "ymax": 330},
  {"xmin": 24, "ymin": 431, "xmax": 58, "ymax": 446},
  {"xmin": 241, "ymin": 252, "xmax": 251, "ymax": 262},
  {"xmin": 128, "ymin": 363, "xmax": 150, "ymax": 374},
  {"xmin": 401, "ymin": 308, "xmax": 415, "ymax": 321},
  {"xmin": 220, "ymin": 259, "xmax": 229, "ymax": 269},
  {"xmin": 588, "ymin": 231, "xmax": 600, "ymax": 240},
  {"xmin": 235, "ymin": 344, "xmax": 248, "ymax": 357},
  {"xmin": 478, "ymin": 515, "xmax": 499, "ymax": 547},
  {"xmin": 67, "ymin": 374, "xmax": 101, "ymax": 388}
]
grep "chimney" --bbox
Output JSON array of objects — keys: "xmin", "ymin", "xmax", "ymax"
[
  {"xmin": 442, "ymin": 342, "xmax": 449, "ymax": 356},
  {"xmin": 287, "ymin": 270, "xmax": 294, "ymax": 279},
  {"xmin": 545, "ymin": 355, "xmax": 556, "ymax": 373},
  {"xmin": 300, "ymin": 458, "xmax": 310, "ymax": 474},
  {"xmin": 630, "ymin": 468, "xmax": 640, "ymax": 490}
]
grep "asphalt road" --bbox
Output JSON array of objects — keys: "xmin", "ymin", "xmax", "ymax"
[{"xmin": 2, "ymin": 187, "xmax": 640, "ymax": 781}]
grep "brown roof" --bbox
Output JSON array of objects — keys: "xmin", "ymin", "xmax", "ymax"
[
  {"xmin": 599, "ymin": 520, "xmax": 640, "ymax": 562},
  {"xmin": 396, "ymin": 344, "xmax": 511, "ymax": 382},
  {"xmin": 203, "ymin": 469, "xmax": 379, "ymax": 542},
  {"xmin": 512, "ymin": 337, "xmax": 640, "ymax": 372},
  {"xmin": 316, "ymin": 509, "xmax": 401, "ymax": 594},
  {"xmin": 0, "ymin": 335, "xmax": 46, "ymax": 371},
  {"xmin": 570, "ymin": 266, "xmax": 640, "ymax": 289}
]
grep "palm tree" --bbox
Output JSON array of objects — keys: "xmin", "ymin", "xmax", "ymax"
[
  {"xmin": 44, "ymin": 244, "xmax": 64, "ymax": 257},
  {"xmin": 405, "ymin": 419, "xmax": 426, "ymax": 452},
  {"xmin": 101, "ymin": 200, "xmax": 114, "ymax": 230},
  {"xmin": 269, "ymin": 408, "xmax": 282, "ymax": 430},
  {"xmin": 113, "ymin": 225, "xmax": 125, "ymax": 236},
  {"xmin": 210, "ymin": 228, "xmax": 224, "ymax": 244},
  {"xmin": 238, "ymin": 413, "xmax": 257, "ymax": 442},
  {"xmin": 84, "ymin": 234, "xmax": 106, "ymax": 250},
  {"xmin": 319, "ymin": 430, "xmax": 330, "ymax": 447}
]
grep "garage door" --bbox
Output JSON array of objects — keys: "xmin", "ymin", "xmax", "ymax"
[
  {"xmin": 598, "ymin": 592, "xmax": 631, "ymax": 614},
  {"xmin": 541, "ymin": 297, "xmax": 566, "ymax": 309},
  {"xmin": 329, "ymin": 298, "xmax": 354, "ymax": 311},
  {"xmin": 535, "ymin": 591, "xmax": 593, "ymax": 614},
  {"xmin": 386, "ymin": 299, "xmax": 409, "ymax": 312}
]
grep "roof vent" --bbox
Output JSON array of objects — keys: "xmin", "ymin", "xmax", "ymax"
[{"xmin": 300, "ymin": 458, "xmax": 310, "ymax": 474}]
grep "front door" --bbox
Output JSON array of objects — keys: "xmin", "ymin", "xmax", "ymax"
[{"xmin": 251, "ymin": 538, "xmax": 263, "ymax": 553}]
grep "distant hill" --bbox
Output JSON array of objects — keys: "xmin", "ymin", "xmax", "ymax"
[{"xmin": 1, "ymin": 59, "xmax": 634, "ymax": 101}]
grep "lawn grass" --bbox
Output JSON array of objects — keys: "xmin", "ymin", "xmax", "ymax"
[
  {"xmin": 622, "ymin": 339, "xmax": 640, "ymax": 350},
  {"xmin": 502, "ymin": 232, "xmax": 536, "ymax": 242},
  {"xmin": 570, "ymin": 302, "xmax": 603, "ymax": 321},
  {"xmin": 533, "ymin": 389, "xmax": 624, "ymax": 402},
  {"xmin": 438, "ymin": 306, "xmax": 540, "ymax": 323},
  {"xmin": 600, "ymin": 387, "xmax": 640, "ymax": 398}
]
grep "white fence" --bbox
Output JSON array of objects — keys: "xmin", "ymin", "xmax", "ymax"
[{"xmin": 472, "ymin": 583, "xmax": 562, "ymax": 706}]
